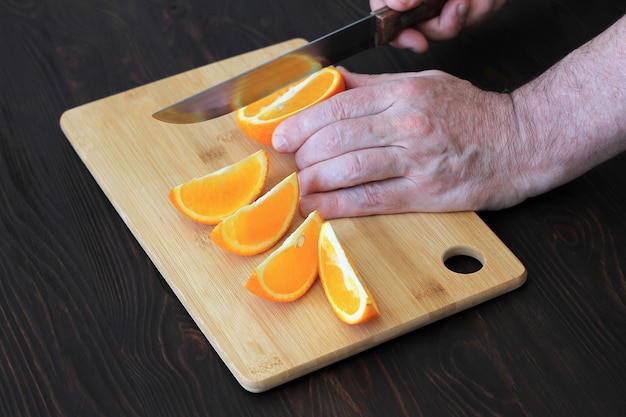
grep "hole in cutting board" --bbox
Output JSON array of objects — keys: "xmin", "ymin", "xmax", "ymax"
[{"xmin": 443, "ymin": 245, "xmax": 485, "ymax": 274}]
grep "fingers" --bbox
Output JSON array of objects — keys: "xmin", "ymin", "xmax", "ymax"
[
  {"xmin": 370, "ymin": 0, "xmax": 424, "ymax": 12},
  {"xmin": 369, "ymin": 0, "xmax": 506, "ymax": 51},
  {"xmin": 271, "ymin": 89, "xmax": 384, "ymax": 154},
  {"xmin": 416, "ymin": 0, "xmax": 469, "ymax": 41},
  {"xmin": 272, "ymin": 70, "xmax": 403, "ymax": 154},
  {"xmin": 297, "ymin": 146, "xmax": 410, "ymax": 196},
  {"xmin": 391, "ymin": 29, "xmax": 430, "ymax": 52},
  {"xmin": 297, "ymin": 171, "xmax": 473, "ymax": 218},
  {"xmin": 293, "ymin": 114, "xmax": 389, "ymax": 170},
  {"xmin": 298, "ymin": 177, "xmax": 421, "ymax": 219},
  {"xmin": 340, "ymin": 67, "xmax": 406, "ymax": 89},
  {"xmin": 267, "ymin": 64, "xmax": 525, "ymax": 219},
  {"xmin": 272, "ymin": 68, "xmax": 433, "ymax": 154}
]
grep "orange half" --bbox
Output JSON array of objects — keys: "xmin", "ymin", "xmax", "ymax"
[
  {"xmin": 169, "ymin": 150, "xmax": 269, "ymax": 224},
  {"xmin": 246, "ymin": 210, "xmax": 324, "ymax": 302},
  {"xmin": 318, "ymin": 222, "xmax": 380, "ymax": 324},
  {"xmin": 211, "ymin": 172, "xmax": 299, "ymax": 256},
  {"xmin": 235, "ymin": 66, "xmax": 345, "ymax": 146}
]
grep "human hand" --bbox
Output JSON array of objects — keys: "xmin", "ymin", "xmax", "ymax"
[
  {"xmin": 370, "ymin": 0, "xmax": 507, "ymax": 52},
  {"xmin": 271, "ymin": 15, "xmax": 626, "ymax": 220},
  {"xmin": 272, "ymin": 68, "xmax": 529, "ymax": 219}
]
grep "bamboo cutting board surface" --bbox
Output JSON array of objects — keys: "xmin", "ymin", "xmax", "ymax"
[{"xmin": 60, "ymin": 39, "xmax": 526, "ymax": 392}]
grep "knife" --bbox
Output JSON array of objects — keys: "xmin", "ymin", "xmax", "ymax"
[{"xmin": 153, "ymin": 0, "xmax": 446, "ymax": 124}]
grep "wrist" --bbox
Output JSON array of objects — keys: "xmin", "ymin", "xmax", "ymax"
[
  {"xmin": 510, "ymin": 15, "xmax": 626, "ymax": 200},
  {"xmin": 508, "ymin": 86, "xmax": 563, "ymax": 200}
]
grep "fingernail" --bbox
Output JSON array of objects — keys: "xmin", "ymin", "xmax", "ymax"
[
  {"xmin": 272, "ymin": 135, "xmax": 288, "ymax": 152},
  {"xmin": 299, "ymin": 197, "xmax": 316, "ymax": 215},
  {"xmin": 457, "ymin": 3, "xmax": 469, "ymax": 20}
]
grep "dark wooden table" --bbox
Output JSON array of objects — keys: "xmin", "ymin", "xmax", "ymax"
[{"xmin": 2, "ymin": 0, "xmax": 625, "ymax": 415}]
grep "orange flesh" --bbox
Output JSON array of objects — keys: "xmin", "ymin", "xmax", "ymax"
[
  {"xmin": 263, "ymin": 246, "xmax": 308, "ymax": 293},
  {"xmin": 242, "ymin": 71, "xmax": 339, "ymax": 120},
  {"xmin": 246, "ymin": 210, "xmax": 323, "ymax": 301},
  {"xmin": 178, "ymin": 167, "xmax": 254, "ymax": 214},
  {"xmin": 319, "ymin": 236, "xmax": 361, "ymax": 315},
  {"xmin": 210, "ymin": 172, "xmax": 299, "ymax": 256},
  {"xmin": 226, "ymin": 177, "xmax": 296, "ymax": 245},
  {"xmin": 318, "ymin": 222, "xmax": 380, "ymax": 324},
  {"xmin": 241, "ymin": 84, "xmax": 291, "ymax": 117},
  {"xmin": 236, "ymin": 67, "xmax": 345, "ymax": 146},
  {"xmin": 169, "ymin": 150, "xmax": 269, "ymax": 224}
]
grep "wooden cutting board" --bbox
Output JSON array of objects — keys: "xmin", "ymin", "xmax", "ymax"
[{"xmin": 60, "ymin": 39, "xmax": 526, "ymax": 393}]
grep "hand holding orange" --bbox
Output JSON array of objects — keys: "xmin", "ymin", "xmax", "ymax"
[{"xmin": 235, "ymin": 66, "xmax": 345, "ymax": 146}]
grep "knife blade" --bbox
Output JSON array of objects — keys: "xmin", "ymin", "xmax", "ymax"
[{"xmin": 152, "ymin": 0, "xmax": 445, "ymax": 124}]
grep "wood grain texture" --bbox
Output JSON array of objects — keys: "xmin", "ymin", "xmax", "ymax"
[
  {"xmin": 59, "ymin": 39, "xmax": 525, "ymax": 391},
  {"xmin": 1, "ymin": 0, "xmax": 625, "ymax": 414}
]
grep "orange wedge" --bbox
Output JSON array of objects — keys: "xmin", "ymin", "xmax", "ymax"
[
  {"xmin": 246, "ymin": 210, "xmax": 324, "ymax": 302},
  {"xmin": 169, "ymin": 150, "xmax": 269, "ymax": 224},
  {"xmin": 235, "ymin": 66, "xmax": 345, "ymax": 146},
  {"xmin": 318, "ymin": 222, "xmax": 380, "ymax": 324},
  {"xmin": 211, "ymin": 172, "xmax": 299, "ymax": 256},
  {"xmin": 232, "ymin": 53, "xmax": 321, "ymax": 108}
]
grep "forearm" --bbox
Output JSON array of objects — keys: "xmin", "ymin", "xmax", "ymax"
[
  {"xmin": 272, "ymin": 15, "xmax": 626, "ymax": 217},
  {"xmin": 511, "ymin": 15, "xmax": 626, "ymax": 198}
]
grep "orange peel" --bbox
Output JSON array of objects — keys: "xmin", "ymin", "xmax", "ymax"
[
  {"xmin": 169, "ymin": 150, "xmax": 269, "ymax": 224},
  {"xmin": 246, "ymin": 210, "xmax": 324, "ymax": 302},
  {"xmin": 210, "ymin": 172, "xmax": 299, "ymax": 256}
]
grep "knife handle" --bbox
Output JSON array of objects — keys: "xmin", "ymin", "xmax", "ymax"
[{"xmin": 373, "ymin": 0, "xmax": 447, "ymax": 46}]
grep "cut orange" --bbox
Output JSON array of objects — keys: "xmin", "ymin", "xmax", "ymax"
[
  {"xmin": 232, "ymin": 53, "xmax": 321, "ymax": 109},
  {"xmin": 169, "ymin": 150, "xmax": 269, "ymax": 225},
  {"xmin": 246, "ymin": 210, "xmax": 324, "ymax": 302},
  {"xmin": 211, "ymin": 172, "xmax": 299, "ymax": 256},
  {"xmin": 318, "ymin": 222, "xmax": 380, "ymax": 324},
  {"xmin": 235, "ymin": 66, "xmax": 345, "ymax": 146}
]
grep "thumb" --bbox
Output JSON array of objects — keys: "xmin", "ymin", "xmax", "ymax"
[
  {"xmin": 337, "ymin": 66, "xmax": 412, "ymax": 89},
  {"xmin": 371, "ymin": 0, "xmax": 425, "ymax": 12},
  {"xmin": 338, "ymin": 67, "xmax": 380, "ymax": 89}
]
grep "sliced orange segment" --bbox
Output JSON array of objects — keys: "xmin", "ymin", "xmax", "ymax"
[
  {"xmin": 169, "ymin": 150, "xmax": 269, "ymax": 225},
  {"xmin": 235, "ymin": 66, "xmax": 345, "ymax": 146},
  {"xmin": 211, "ymin": 172, "xmax": 299, "ymax": 256},
  {"xmin": 232, "ymin": 53, "xmax": 321, "ymax": 109},
  {"xmin": 318, "ymin": 222, "xmax": 380, "ymax": 324},
  {"xmin": 246, "ymin": 210, "xmax": 324, "ymax": 302}
]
